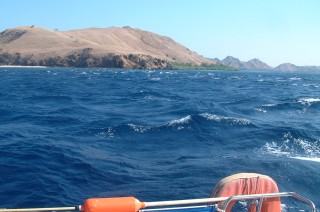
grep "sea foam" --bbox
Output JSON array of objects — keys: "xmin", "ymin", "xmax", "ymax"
[
  {"xmin": 200, "ymin": 113, "xmax": 252, "ymax": 125},
  {"xmin": 297, "ymin": 97, "xmax": 320, "ymax": 106},
  {"xmin": 291, "ymin": 156, "xmax": 320, "ymax": 163},
  {"xmin": 260, "ymin": 133, "xmax": 320, "ymax": 160}
]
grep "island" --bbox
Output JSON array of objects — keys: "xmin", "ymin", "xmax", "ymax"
[{"xmin": 0, "ymin": 26, "xmax": 233, "ymax": 70}]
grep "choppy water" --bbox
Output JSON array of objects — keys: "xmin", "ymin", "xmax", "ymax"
[{"xmin": 0, "ymin": 68, "xmax": 319, "ymax": 210}]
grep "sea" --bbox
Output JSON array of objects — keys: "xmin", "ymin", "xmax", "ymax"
[{"xmin": 0, "ymin": 68, "xmax": 319, "ymax": 211}]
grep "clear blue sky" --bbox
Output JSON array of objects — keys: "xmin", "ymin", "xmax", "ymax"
[{"xmin": 1, "ymin": 0, "xmax": 320, "ymax": 67}]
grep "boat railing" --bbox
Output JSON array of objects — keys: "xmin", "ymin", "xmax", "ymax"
[
  {"xmin": 141, "ymin": 192, "xmax": 316, "ymax": 212},
  {"xmin": 219, "ymin": 192, "xmax": 316, "ymax": 212},
  {"xmin": 0, "ymin": 192, "xmax": 316, "ymax": 212}
]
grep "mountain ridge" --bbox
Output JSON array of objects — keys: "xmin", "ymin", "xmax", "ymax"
[
  {"xmin": 273, "ymin": 63, "xmax": 320, "ymax": 71},
  {"xmin": 210, "ymin": 56, "xmax": 320, "ymax": 71},
  {"xmin": 1, "ymin": 26, "xmax": 319, "ymax": 71},
  {"xmin": 0, "ymin": 26, "xmax": 214, "ymax": 69}
]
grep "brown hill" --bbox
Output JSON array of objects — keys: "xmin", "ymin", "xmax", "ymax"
[
  {"xmin": 0, "ymin": 26, "xmax": 213, "ymax": 68},
  {"xmin": 213, "ymin": 56, "xmax": 272, "ymax": 70},
  {"xmin": 274, "ymin": 63, "xmax": 320, "ymax": 71}
]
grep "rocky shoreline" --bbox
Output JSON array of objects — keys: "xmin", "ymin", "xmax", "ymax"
[{"xmin": 0, "ymin": 50, "xmax": 173, "ymax": 69}]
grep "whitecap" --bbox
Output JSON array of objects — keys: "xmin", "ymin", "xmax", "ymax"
[
  {"xmin": 302, "ymin": 83, "xmax": 319, "ymax": 87},
  {"xmin": 294, "ymin": 138, "xmax": 320, "ymax": 156},
  {"xmin": 262, "ymin": 104, "xmax": 277, "ymax": 107},
  {"xmin": 149, "ymin": 77, "xmax": 161, "ymax": 81},
  {"xmin": 297, "ymin": 97, "xmax": 320, "ymax": 106},
  {"xmin": 168, "ymin": 115, "xmax": 192, "ymax": 126},
  {"xmin": 260, "ymin": 141, "xmax": 291, "ymax": 156},
  {"xmin": 291, "ymin": 156, "xmax": 320, "ymax": 162},
  {"xmin": 161, "ymin": 115, "xmax": 192, "ymax": 130},
  {"xmin": 255, "ymin": 108, "xmax": 267, "ymax": 113},
  {"xmin": 281, "ymin": 203, "xmax": 296, "ymax": 212},
  {"xmin": 127, "ymin": 124, "xmax": 151, "ymax": 133},
  {"xmin": 200, "ymin": 113, "xmax": 252, "ymax": 125},
  {"xmin": 288, "ymin": 77, "xmax": 301, "ymax": 81},
  {"xmin": 228, "ymin": 76, "xmax": 242, "ymax": 80},
  {"xmin": 259, "ymin": 133, "xmax": 320, "ymax": 160},
  {"xmin": 200, "ymin": 113, "xmax": 222, "ymax": 122},
  {"xmin": 96, "ymin": 127, "xmax": 115, "ymax": 139}
]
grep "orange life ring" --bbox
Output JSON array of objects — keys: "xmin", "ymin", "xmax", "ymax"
[{"xmin": 210, "ymin": 173, "xmax": 281, "ymax": 212}]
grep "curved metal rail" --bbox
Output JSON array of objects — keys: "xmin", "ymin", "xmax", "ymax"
[
  {"xmin": 142, "ymin": 192, "xmax": 316, "ymax": 212},
  {"xmin": 0, "ymin": 192, "xmax": 315, "ymax": 212},
  {"xmin": 220, "ymin": 192, "xmax": 316, "ymax": 212}
]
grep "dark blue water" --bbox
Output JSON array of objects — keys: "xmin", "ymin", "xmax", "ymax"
[{"xmin": 0, "ymin": 68, "xmax": 319, "ymax": 210}]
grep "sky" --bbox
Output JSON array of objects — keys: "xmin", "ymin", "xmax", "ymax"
[{"xmin": 1, "ymin": 0, "xmax": 320, "ymax": 67}]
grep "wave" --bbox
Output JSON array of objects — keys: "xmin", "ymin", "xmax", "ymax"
[
  {"xmin": 199, "ymin": 113, "xmax": 253, "ymax": 126},
  {"xmin": 297, "ymin": 97, "xmax": 320, "ymax": 106},
  {"xmin": 149, "ymin": 77, "xmax": 161, "ymax": 81},
  {"xmin": 259, "ymin": 132, "xmax": 320, "ymax": 161},
  {"xmin": 256, "ymin": 102, "xmax": 293, "ymax": 113},
  {"xmin": 127, "ymin": 124, "xmax": 152, "ymax": 133},
  {"xmin": 255, "ymin": 97, "xmax": 320, "ymax": 113},
  {"xmin": 288, "ymin": 77, "xmax": 302, "ymax": 81},
  {"xmin": 92, "ymin": 113, "xmax": 253, "ymax": 139},
  {"xmin": 303, "ymin": 83, "xmax": 320, "ymax": 88},
  {"xmin": 291, "ymin": 156, "xmax": 320, "ymax": 162},
  {"xmin": 255, "ymin": 108, "xmax": 267, "ymax": 113},
  {"xmin": 129, "ymin": 90, "xmax": 175, "ymax": 101},
  {"xmin": 168, "ymin": 115, "xmax": 192, "ymax": 125}
]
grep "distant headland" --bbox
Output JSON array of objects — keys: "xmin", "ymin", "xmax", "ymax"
[
  {"xmin": 0, "ymin": 26, "xmax": 233, "ymax": 70},
  {"xmin": 210, "ymin": 56, "xmax": 320, "ymax": 72},
  {"xmin": 0, "ymin": 26, "xmax": 319, "ymax": 71}
]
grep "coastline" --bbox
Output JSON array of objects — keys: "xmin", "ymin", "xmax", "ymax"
[{"xmin": 0, "ymin": 65, "xmax": 47, "ymax": 68}]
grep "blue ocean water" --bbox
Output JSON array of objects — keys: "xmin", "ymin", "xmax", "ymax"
[{"xmin": 0, "ymin": 68, "xmax": 319, "ymax": 210}]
